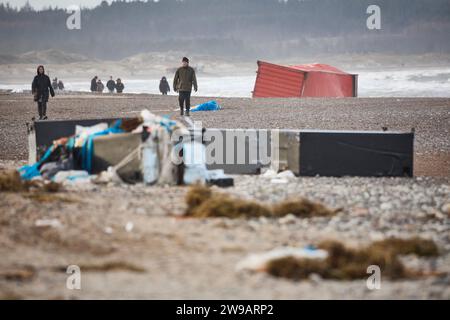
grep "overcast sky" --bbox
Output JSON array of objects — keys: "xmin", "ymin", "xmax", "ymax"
[{"xmin": 1, "ymin": 0, "xmax": 114, "ymax": 10}]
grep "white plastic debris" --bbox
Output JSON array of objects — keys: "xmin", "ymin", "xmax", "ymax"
[
  {"xmin": 104, "ymin": 227, "xmax": 113, "ymax": 234},
  {"xmin": 262, "ymin": 169, "xmax": 278, "ymax": 178},
  {"xmin": 183, "ymin": 141, "xmax": 208, "ymax": 184},
  {"xmin": 53, "ymin": 170, "xmax": 89, "ymax": 183},
  {"xmin": 236, "ymin": 246, "xmax": 328, "ymax": 272},
  {"xmin": 206, "ymin": 169, "xmax": 227, "ymax": 180},
  {"xmin": 125, "ymin": 222, "xmax": 134, "ymax": 232},
  {"xmin": 142, "ymin": 134, "xmax": 160, "ymax": 185},
  {"xmin": 74, "ymin": 122, "xmax": 108, "ymax": 147},
  {"xmin": 93, "ymin": 167, "xmax": 123, "ymax": 184},
  {"xmin": 35, "ymin": 219, "xmax": 62, "ymax": 228},
  {"xmin": 276, "ymin": 170, "xmax": 296, "ymax": 179}
]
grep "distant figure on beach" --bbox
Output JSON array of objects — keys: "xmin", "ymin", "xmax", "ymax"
[
  {"xmin": 159, "ymin": 76, "xmax": 170, "ymax": 95},
  {"xmin": 116, "ymin": 78, "xmax": 124, "ymax": 93},
  {"xmin": 32, "ymin": 65, "xmax": 55, "ymax": 120},
  {"xmin": 90, "ymin": 76, "xmax": 98, "ymax": 92},
  {"xmin": 96, "ymin": 79, "xmax": 104, "ymax": 93},
  {"xmin": 173, "ymin": 57, "xmax": 197, "ymax": 117},
  {"xmin": 106, "ymin": 76, "xmax": 115, "ymax": 93},
  {"xmin": 52, "ymin": 78, "xmax": 58, "ymax": 90},
  {"xmin": 57, "ymin": 80, "xmax": 64, "ymax": 91}
]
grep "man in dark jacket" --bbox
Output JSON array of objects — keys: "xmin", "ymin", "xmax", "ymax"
[
  {"xmin": 32, "ymin": 65, "xmax": 55, "ymax": 120},
  {"xmin": 106, "ymin": 76, "xmax": 115, "ymax": 93},
  {"xmin": 173, "ymin": 57, "xmax": 197, "ymax": 116},
  {"xmin": 57, "ymin": 80, "xmax": 64, "ymax": 91},
  {"xmin": 90, "ymin": 76, "xmax": 98, "ymax": 92},
  {"xmin": 159, "ymin": 76, "xmax": 170, "ymax": 95},
  {"xmin": 116, "ymin": 78, "xmax": 124, "ymax": 93}
]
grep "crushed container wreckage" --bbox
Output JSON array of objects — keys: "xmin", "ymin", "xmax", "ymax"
[
  {"xmin": 21, "ymin": 110, "xmax": 234, "ymax": 186},
  {"xmin": 25, "ymin": 115, "xmax": 415, "ymax": 180}
]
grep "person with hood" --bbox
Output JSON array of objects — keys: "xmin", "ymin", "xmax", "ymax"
[
  {"xmin": 90, "ymin": 76, "xmax": 98, "ymax": 92},
  {"xmin": 32, "ymin": 65, "xmax": 55, "ymax": 120},
  {"xmin": 116, "ymin": 78, "xmax": 124, "ymax": 93},
  {"xmin": 97, "ymin": 79, "xmax": 104, "ymax": 93},
  {"xmin": 173, "ymin": 57, "xmax": 197, "ymax": 116},
  {"xmin": 106, "ymin": 76, "xmax": 115, "ymax": 93},
  {"xmin": 159, "ymin": 76, "xmax": 170, "ymax": 95},
  {"xmin": 52, "ymin": 78, "xmax": 58, "ymax": 90},
  {"xmin": 57, "ymin": 80, "xmax": 64, "ymax": 91}
]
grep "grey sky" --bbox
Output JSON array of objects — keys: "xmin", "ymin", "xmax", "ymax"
[{"xmin": 1, "ymin": 0, "xmax": 114, "ymax": 10}]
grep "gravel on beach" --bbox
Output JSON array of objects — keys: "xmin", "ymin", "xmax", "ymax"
[{"xmin": 0, "ymin": 93, "xmax": 449, "ymax": 299}]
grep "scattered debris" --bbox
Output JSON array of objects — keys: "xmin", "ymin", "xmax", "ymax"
[
  {"xmin": 53, "ymin": 170, "xmax": 90, "ymax": 184},
  {"xmin": 34, "ymin": 219, "xmax": 63, "ymax": 228},
  {"xmin": 0, "ymin": 170, "xmax": 30, "ymax": 192},
  {"xmin": 184, "ymin": 184, "xmax": 337, "ymax": 219},
  {"xmin": 104, "ymin": 227, "xmax": 114, "ymax": 234},
  {"xmin": 370, "ymin": 237, "xmax": 439, "ymax": 257},
  {"xmin": 265, "ymin": 238, "xmax": 440, "ymax": 281},
  {"xmin": 125, "ymin": 222, "xmax": 134, "ymax": 232},
  {"xmin": 24, "ymin": 193, "xmax": 76, "ymax": 203},
  {"xmin": 0, "ymin": 265, "xmax": 36, "ymax": 282},
  {"xmin": 0, "ymin": 170, "xmax": 61, "ymax": 193},
  {"xmin": 76, "ymin": 261, "xmax": 145, "ymax": 273},
  {"xmin": 191, "ymin": 100, "xmax": 221, "ymax": 112},
  {"xmin": 272, "ymin": 199, "xmax": 337, "ymax": 218},
  {"xmin": 236, "ymin": 246, "xmax": 328, "ymax": 272}
]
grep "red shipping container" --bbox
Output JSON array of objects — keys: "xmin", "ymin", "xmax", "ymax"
[{"xmin": 252, "ymin": 60, "xmax": 358, "ymax": 98}]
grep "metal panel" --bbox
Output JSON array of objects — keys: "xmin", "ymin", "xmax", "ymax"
[
  {"xmin": 32, "ymin": 118, "xmax": 124, "ymax": 161},
  {"xmin": 299, "ymin": 131, "xmax": 414, "ymax": 177},
  {"xmin": 202, "ymin": 128, "xmax": 271, "ymax": 174},
  {"xmin": 253, "ymin": 61, "xmax": 304, "ymax": 98},
  {"xmin": 253, "ymin": 60, "xmax": 358, "ymax": 98}
]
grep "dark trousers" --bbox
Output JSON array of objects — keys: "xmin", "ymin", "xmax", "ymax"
[
  {"xmin": 37, "ymin": 101, "xmax": 47, "ymax": 119},
  {"xmin": 178, "ymin": 91, "xmax": 191, "ymax": 112}
]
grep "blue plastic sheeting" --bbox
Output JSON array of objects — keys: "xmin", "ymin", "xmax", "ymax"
[
  {"xmin": 18, "ymin": 145, "xmax": 55, "ymax": 180},
  {"xmin": 81, "ymin": 119, "xmax": 124, "ymax": 173},
  {"xmin": 191, "ymin": 100, "xmax": 221, "ymax": 112},
  {"xmin": 19, "ymin": 120, "xmax": 124, "ymax": 180}
]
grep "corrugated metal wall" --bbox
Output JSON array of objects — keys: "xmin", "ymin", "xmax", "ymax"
[
  {"xmin": 252, "ymin": 61, "xmax": 304, "ymax": 98},
  {"xmin": 252, "ymin": 61, "xmax": 357, "ymax": 98}
]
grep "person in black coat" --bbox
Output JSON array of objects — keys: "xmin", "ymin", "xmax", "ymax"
[
  {"xmin": 159, "ymin": 76, "xmax": 170, "ymax": 95},
  {"xmin": 106, "ymin": 76, "xmax": 115, "ymax": 93},
  {"xmin": 115, "ymin": 78, "xmax": 124, "ymax": 93},
  {"xmin": 90, "ymin": 76, "xmax": 98, "ymax": 92},
  {"xmin": 32, "ymin": 65, "xmax": 55, "ymax": 120}
]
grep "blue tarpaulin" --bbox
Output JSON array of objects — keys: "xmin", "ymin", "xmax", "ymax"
[
  {"xmin": 19, "ymin": 120, "xmax": 124, "ymax": 180},
  {"xmin": 191, "ymin": 100, "xmax": 221, "ymax": 112}
]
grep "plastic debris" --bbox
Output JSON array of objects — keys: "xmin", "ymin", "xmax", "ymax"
[
  {"xmin": 191, "ymin": 100, "xmax": 221, "ymax": 112},
  {"xmin": 93, "ymin": 167, "xmax": 123, "ymax": 184},
  {"xmin": 206, "ymin": 169, "xmax": 234, "ymax": 187},
  {"xmin": 34, "ymin": 219, "xmax": 62, "ymax": 228},
  {"xmin": 236, "ymin": 246, "xmax": 328, "ymax": 272},
  {"xmin": 125, "ymin": 222, "xmax": 134, "ymax": 232},
  {"xmin": 104, "ymin": 227, "xmax": 113, "ymax": 234},
  {"xmin": 53, "ymin": 170, "xmax": 89, "ymax": 183},
  {"xmin": 183, "ymin": 142, "xmax": 208, "ymax": 184}
]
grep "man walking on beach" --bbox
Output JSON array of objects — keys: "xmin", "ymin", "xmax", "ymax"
[
  {"xmin": 90, "ymin": 76, "xmax": 98, "ymax": 92},
  {"xmin": 107, "ymin": 76, "xmax": 116, "ymax": 93},
  {"xmin": 173, "ymin": 57, "xmax": 197, "ymax": 117}
]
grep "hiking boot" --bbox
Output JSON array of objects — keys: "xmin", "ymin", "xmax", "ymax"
[
  {"xmin": 180, "ymin": 109, "xmax": 184, "ymax": 116},
  {"xmin": 43, "ymin": 116, "xmax": 48, "ymax": 120},
  {"xmin": 185, "ymin": 110, "xmax": 190, "ymax": 117}
]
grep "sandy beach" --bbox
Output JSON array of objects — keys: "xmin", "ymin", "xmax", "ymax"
[{"xmin": 0, "ymin": 93, "xmax": 449, "ymax": 299}]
